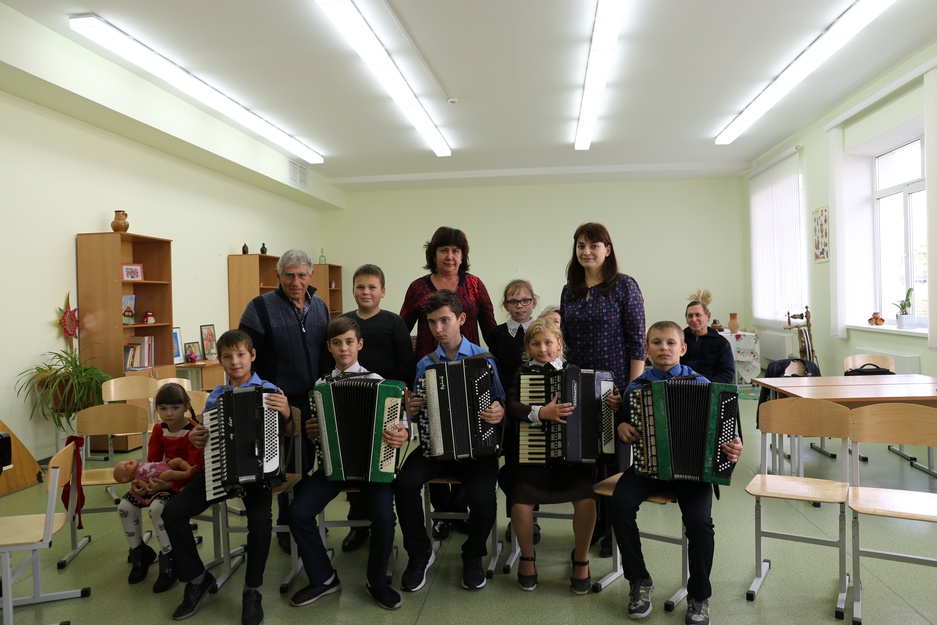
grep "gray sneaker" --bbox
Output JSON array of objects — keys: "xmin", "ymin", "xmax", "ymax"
[
  {"xmin": 627, "ymin": 579, "xmax": 654, "ymax": 619},
  {"xmin": 685, "ymin": 597, "xmax": 710, "ymax": 625}
]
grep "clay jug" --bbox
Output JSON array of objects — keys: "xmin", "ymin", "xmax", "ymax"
[
  {"xmin": 111, "ymin": 210, "xmax": 130, "ymax": 232},
  {"xmin": 727, "ymin": 312, "xmax": 740, "ymax": 334}
]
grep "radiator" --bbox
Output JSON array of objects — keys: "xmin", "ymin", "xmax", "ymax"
[
  {"xmin": 855, "ymin": 347, "xmax": 921, "ymax": 374},
  {"xmin": 759, "ymin": 330, "xmax": 797, "ymax": 361}
]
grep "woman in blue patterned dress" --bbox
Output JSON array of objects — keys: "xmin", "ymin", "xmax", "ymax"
[{"xmin": 560, "ymin": 222, "xmax": 646, "ymax": 553}]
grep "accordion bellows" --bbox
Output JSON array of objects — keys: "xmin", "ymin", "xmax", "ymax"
[
  {"xmin": 628, "ymin": 379, "xmax": 740, "ymax": 486},
  {"xmin": 312, "ymin": 378, "xmax": 405, "ymax": 483}
]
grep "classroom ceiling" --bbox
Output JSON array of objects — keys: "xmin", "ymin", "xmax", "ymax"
[{"xmin": 5, "ymin": 0, "xmax": 937, "ymax": 190}]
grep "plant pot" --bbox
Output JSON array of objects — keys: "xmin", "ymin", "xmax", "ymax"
[{"xmin": 896, "ymin": 314, "xmax": 915, "ymax": 329}]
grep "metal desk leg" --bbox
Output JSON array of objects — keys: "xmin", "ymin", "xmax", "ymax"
[
  {"xmin": 910, "ymin": 446, "xmax": 937, "ymax": 478},
  {"xmin": 889, "ymin": 444, "xmax": 918, "ymax": 463}
]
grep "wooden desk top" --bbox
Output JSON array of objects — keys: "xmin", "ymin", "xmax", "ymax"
[
  {"xmin": 176, "ymin": 360, "xmax": 221, "ymax": 369},
  {"xmin": 753, "ymin": 374, "xmax": 937, "ymax": 389},
  {"xmin": 754, "ymin": 375, "xmax": 937, "ymax": 407}
]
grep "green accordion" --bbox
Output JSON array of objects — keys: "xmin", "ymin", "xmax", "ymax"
[
  {"xmin": 311, "ymin": 378, "xmax": 405, "ymax": 483},
  {"xmin": 627, "ymin": 379, "xmax": 739, "ymax": 486}
]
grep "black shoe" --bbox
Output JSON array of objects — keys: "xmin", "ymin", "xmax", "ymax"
[
  {"xmin": 569, "ymin": 549, "xmax": 591, "ymax": 595},
  {"xmin": 533, "ymin": 522, "xmax": 542, "ymax": 545},
  {"xmin": 400, "ymin": 551, "xmax": 435, "ymax": 592},
  {"xmin": 461, "ymin": 554, "xmax": 486, "ymax": 590},
  {"xmin": 277, "ymin": 533, "xmax": 292, "ymax": 555},
  {"xmin": 341, "ymin": 527, "xmax": 370, "ymax": 553},
  {"xmin": 517, "ymin": 555, "xmax": 537, "ymax": 592},
  {"xmin": 366, "ymin": 583, "xmax": 402, "ymax": 610},
  {"xmin": 290, "ymin": 574, "xmax": 341, "ymax": 607},
  {"xmin": 152, "ymin": 551, "xmax": 177, "ymax": 593},
  {"xmin": 431, "ymin": 520, "xmax": 450, "ymax": 540},
  {"xmin": 599, "ymin": 536, "xmax": 613, "ymax": 558},
  {"xmin": 242, "ymin": 589, "xmax": 263, "ymax": 625},
  {"xmin": 172, "ymin": 572, "xmax": 217, "ymax": 620},
  {"xmin": 128, "ymin": 544, "xmax": 157, "ymax": 584}
]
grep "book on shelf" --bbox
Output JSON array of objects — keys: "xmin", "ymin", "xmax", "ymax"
[
  {"xmin": 123, "ymin": 345, "xmax": 136, "ymax": 369},
  {"xmin": 121, "ymin": 295, "xmax": 136, "ymax": 325},
  {"xmin": 126, "ymin": 335, "xmax": 154, "ymax": 368}
]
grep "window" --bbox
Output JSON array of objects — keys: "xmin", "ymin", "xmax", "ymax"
[
  {"xmin": 749, "ymin": 152, "xmax": 806, "ymax": 327},
  {"xmin": 874, "ymin": 140, "xmax": 927, "ymax": 325}
]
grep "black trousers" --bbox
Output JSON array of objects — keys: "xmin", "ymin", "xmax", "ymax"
[
  {"xmin": 608, "ymin": 468, "xmax": 715, "ymax": 600},
  {"xmin": 393, "ymin": 452, "xmax": 498, "ymax": 560},
  {"xmin": 289, "ymin": 470, "xmax": 395, "ymax": 590},
  {"xmin": 163, "ymin": 471, "xmax": 273, "ymax": 589}
]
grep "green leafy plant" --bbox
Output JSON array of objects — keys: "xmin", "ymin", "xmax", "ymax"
[
  {"xmin": 893, "ymin": 287, "xmax": 913, "ymax": 316},
  {"xmin": 15, "ymin": 349, "xmax": 111, "ymax": 431}
]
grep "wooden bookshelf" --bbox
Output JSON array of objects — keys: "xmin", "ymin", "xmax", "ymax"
[
  {"xmin": 76, "ymin": 232, "xmax": 176, "ymax": 381},
  {"xmin": 227, "ymin": 253, "xmax": 280, "ymax": 329},
  {"xmin": 312, "ymin": 263, "xmax": 343, "ymax": 319}
]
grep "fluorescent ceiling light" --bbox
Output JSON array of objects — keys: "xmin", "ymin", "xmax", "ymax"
[
  {"xmin": 69, "ymin": 14, "xmax": 324, "ymax": 164},
  {"xmin": 715, "ymin": 0, "xmax": 898, "ymax": 145},
  {"xmin": 575, "ymin": 0, "xmax": 629, "ymax": 151},
  {"xmin": 315, "ymin": 0, "xmax": 451, "ymax": 157}
]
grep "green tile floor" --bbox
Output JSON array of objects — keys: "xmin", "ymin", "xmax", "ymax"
[{"xmin": 4, "ymin": 397, "xmax": 937, "ymax": 624}]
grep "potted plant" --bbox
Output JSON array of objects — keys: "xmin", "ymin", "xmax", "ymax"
[
  {"xmin": 15, "ymin": 349, "xmax": 112, "ymax": 432},
  {"xmin": 893, "ymin": 287, "xmax": 914, "ymax": 329}
]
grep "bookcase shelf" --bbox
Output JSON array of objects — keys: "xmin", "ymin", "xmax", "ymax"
[
  {"xmin": 228, "ymin": 254, "xmax": 280, "ymax": 330},
  {"xmin": 312, "ymin": 263, "xmax": 343, "ymax": 319},
  {"xmin": 77, "ymin": 232, "xmax": 175, "ymax": 380}
]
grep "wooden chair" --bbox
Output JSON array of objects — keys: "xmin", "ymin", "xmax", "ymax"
[
  {"xmin": 188, "ymin": 390, "xmax": 210, "ymax": 417},
  {"xmin": 58, "ymin": 403, "xmax": 150, "ymax": 569},
  {"xmin": 0, "ymin": 442, "xmax": 90, "ymax": 625},
  {"xmin": 591, "ymin": 473, "xmax": 689, "ymax": 607},
  {"xmin": 157, "ymin": 377, "xmax": 193, "ymax": 391},
  {"xmin": 744, "ymin": 398, "xmax": 850, "ymax": 619},
  {"xmin": 93, "ymin": 376, "xmax": 160, "ymax": 460},
  {"xmin": 847, "ymin": 403, "xmax": 937, "ymax": 625}
]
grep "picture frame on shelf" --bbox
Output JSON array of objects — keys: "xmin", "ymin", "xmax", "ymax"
[
  {"xmin": 121, "ymin": 263, "xmax": 144, "ymax": 281},
  {"xmin": 172, "ymin": 327, "xmax": 184, "ymax": 364},
  {"xmin": 200, "ymin": 324, "xmax": 217, "ymax": 361},
  {"xmin": 184, "ymin": 341, "xmax": 202, "ymax": 362}
]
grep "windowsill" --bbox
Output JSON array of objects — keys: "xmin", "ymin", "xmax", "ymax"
[{"xmin": 846, "ymin": 324, "xmax": 928, "ymax": 338}]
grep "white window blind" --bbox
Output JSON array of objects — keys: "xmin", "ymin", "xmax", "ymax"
[{"xmin": 749, "ymin": 153, "xmax": 805, "ymax": 328}]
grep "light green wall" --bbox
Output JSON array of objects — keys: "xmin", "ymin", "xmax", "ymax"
[{"xmin": 0, "ymin": 90, "xmax": 324, "ymax": 458}]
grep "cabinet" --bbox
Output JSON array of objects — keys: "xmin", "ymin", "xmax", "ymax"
[
  {"xmin": 312, "ymin": 264, "xmax": 343, "ymax": 319},
  {"xmin": 76, "ymin": 233, "xmax": 176, "ymax": 381},
  {"xmin": 227, "ymin": 254, "xmax": 280, "ymax": 329}
]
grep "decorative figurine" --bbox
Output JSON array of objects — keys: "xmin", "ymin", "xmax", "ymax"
[
  {"xmin": 260, "ymin": 242, "xmax": 267, "ymax": 255},
  {"xmin": 242, "ymin": 243, "xmax": 249, "ymax": 254},
  {"xmin": 143, "ymin": 311, "xmax": 156, "ymax": 324},
  {"xmin": 111, "ymin": 210, "xmax": 130, "ymax": 232},
  {"xmin": 868, "ymin": 312, "xmax": 885, "ymax": 326}
]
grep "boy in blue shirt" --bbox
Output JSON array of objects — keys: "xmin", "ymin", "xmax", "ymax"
[
  {"xmin": 610, "ymin": 321, "xmax": 742, "ymax": 625},
  {"xmin": 163, "ymin": 330, "xmax": 291, "ymax": 625},
  {"xmin": 394, "ymin": 289, "xmax": 505, "ymax": 593}
]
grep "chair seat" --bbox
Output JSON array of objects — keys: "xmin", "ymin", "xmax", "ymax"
[
  {"xmin": 593, "ymin": 472, "xmax": 676, "ymax": 504},
  {"xmin": 272, "ymin": 473, "xmax": 302, "ymax": 497},
  {"xmin": 746, "ymin": 474, "xmax": 848, "ymax": 504},
  {"xmin": 0, "ymin": 512, "xmax": 67, "ymax": 546},
  {"xmin": 82, "ymin": 467, "xmax": 121, "ymax": 487},
  {"xmin": 848, "ymin": 486, "xmax": 937, "ymax": 522}
]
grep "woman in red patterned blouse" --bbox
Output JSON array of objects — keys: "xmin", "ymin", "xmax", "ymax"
[{"xmin": 399, "ymin": 226, "xmax": 497, "ymax": 361}]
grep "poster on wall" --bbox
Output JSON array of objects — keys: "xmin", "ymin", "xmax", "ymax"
[{"xmin": 813, "ymin": 206, "xmax": 829, "ymax": 263}]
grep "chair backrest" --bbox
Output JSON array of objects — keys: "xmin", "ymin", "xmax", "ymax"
[
  {"xmin": 158, "ymin": 377, "xmax": 193, "ymax": 391},
  {"xmin": 188, "ymin": 390, "xmax": 210, "ymax": 417},
  {"xmin": 759, "ymin": 397, "xmax": 850, "ymax": 439},
  {"xmin": 849, "ymin": 403, "xmax": 937, "ymax": 448},
  {"xmin": 46, "ymin": 441, "xmax": 77, "ymax": 493},
  {"xmin": 75, "ymin": 403, "xmax": 151, "ymax": 437},
  {"xmin": 103, "ymin": 376, "xmax": 159, "ymax": 402},
  {"xmin": 843, "ymin": 353, "xmax": 896, "ymax": 373}
]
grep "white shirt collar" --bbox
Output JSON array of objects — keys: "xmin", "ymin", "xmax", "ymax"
[
  {"xmin": 526, "ymin": 357, "xmax": 565, "ymax": 370},
  {"xmin": 332, "ymin": 362, "xmax": 367, "ymax": 378},
  {"xmin": 506, "ymin": 318, "xmax": 533, "ymax": 337}
]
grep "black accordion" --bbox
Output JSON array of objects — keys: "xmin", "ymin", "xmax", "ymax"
[
  {"xmin": 310, "ymin": 377, "xmax": 405, "ymax": 483},
  {"xmin": 416, "ymin": 358, "xmax": 499, "ymax": 461},
  {"xmin": 627, "ymin": 379, "xmax": 739, "ymax": 486},
  {"xmin": 202, "ymin": 386, "xmax": 280, "ymax": 501},
  {"xmin": 517, "ymin": 366, "xmax": 615, "ymax": 464}
]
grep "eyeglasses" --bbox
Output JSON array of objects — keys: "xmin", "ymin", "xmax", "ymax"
[{"xmin": 506, "ymin": 298, "xmax": 534, "ymax": 307}]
